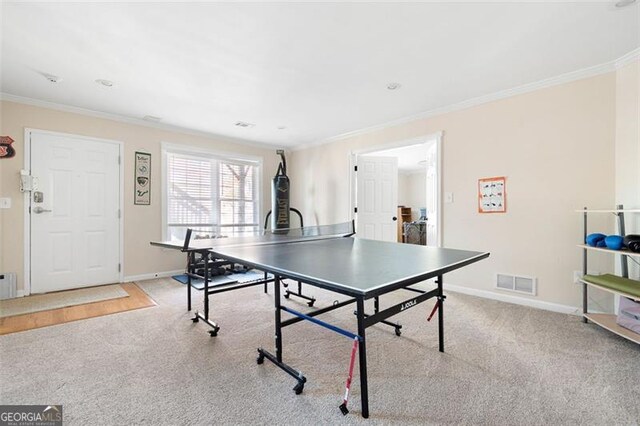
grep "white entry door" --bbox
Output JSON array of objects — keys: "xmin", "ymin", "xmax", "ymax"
[
  {"xmin": 425, "ymin": 141, "xmax": 440, "ymax": 247},
  {"xmin": 356, "ymin": 156, "xmax": 398, "ymax": 241},
  {"xmin": 29, "ymin": 131, "xmax": 121, "ymax": 293}
]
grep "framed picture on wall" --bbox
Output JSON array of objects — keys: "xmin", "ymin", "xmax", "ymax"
[
  {"xmin": 478, "ymin": 176, "xmax": 506, "ymax": 213},
  {"xmin": 134, "ymin": 151, "xmax": 151, "ymax": 205}
]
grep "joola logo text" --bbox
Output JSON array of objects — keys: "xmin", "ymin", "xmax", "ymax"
[{"xmin": 400, "ymin": 299, "xmax": 417, "ymax": 311}]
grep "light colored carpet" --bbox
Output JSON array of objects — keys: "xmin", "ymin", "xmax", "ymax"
[
  {"xmin": 0, "ymin": 277, "xmax": 638, "ymax": 425},
  {"xmin": 0, "ymin": 284, "xmax": 129, "ymax": 318}
]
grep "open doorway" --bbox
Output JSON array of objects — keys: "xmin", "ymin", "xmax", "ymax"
[{"xmin": 350, "ymin": 132, "xmax": 442, "ymax": 247}]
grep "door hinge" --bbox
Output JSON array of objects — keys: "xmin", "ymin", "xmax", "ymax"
[
  {"xmin": 354, "ymin": 165, "xmax": 358, "ymax": 172},
  {"xmin": 354, "ymin": 207, "xmax": 358, "ymax": 213},
  {"xmin": 117, "ymin": 209, "xmax": 121, "ymax": 219},
  {"xmin": 118, "ymin": 263, "xmax": 121, "ymax": 273}
]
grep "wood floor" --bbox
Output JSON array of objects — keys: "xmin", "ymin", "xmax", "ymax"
[{"xmin": 0, "ymin": 283, "xmax": 156, "ymax": 335}]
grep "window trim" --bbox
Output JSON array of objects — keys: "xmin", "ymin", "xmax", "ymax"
[{"xmin": 161, "ymin": 142, "xmax": 263, "ymax": 241}]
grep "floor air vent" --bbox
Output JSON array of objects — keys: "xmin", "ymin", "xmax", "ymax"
[
  {"xmin": 0, "ymin": 273, "xmax": 17, "ymax": 300},
  {"xmin": 496, "ymin": 273, "xmax": 536, "ymax": 296}
]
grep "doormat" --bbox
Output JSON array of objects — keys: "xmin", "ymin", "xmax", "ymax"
[{"xmin": 0, "ymin": 284, "xmax": 129, "ymax": 318}]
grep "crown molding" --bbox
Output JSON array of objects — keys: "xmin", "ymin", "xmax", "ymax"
[
  {"xmin": 0, "ymin": 93, "xmax": 279, "ymax": 151},
  {"xmin": 293, "ymin": 49, "xmax": 638, "ymax": 152},
  {"xmin": 615, "ymin": 47, "xmax": 640, "ymax": 69}
]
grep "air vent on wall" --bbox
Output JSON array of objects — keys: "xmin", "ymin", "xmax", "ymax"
[
  {"xmin": 0, "ymin": 273, "xmax": 17, "ymax": 300},
  {"xmin": 496, "ymin": 273, "xmax": 537, "ymax": 296}
]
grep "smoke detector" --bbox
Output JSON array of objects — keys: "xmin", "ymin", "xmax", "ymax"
[
  {"xmin": 387, "ymin": 82, "xmax": 401, "ymax": 90},
  {"xmin": 235, "ymin": 121, "xmax": 255, "ymax": 128}
]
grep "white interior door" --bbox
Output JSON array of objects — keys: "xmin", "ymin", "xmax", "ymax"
[
  {"xmin": 356, "ymin": 156, "xmax": 398, "ymax": 241},
  {"xmin": 425, "ymin": 141, "xmax": 440, "ymax": 246},
  {"xmin": 30, "ymin": 131, "xmax": 121, "ymax": 293}
]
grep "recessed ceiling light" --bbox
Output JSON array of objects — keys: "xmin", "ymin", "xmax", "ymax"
[
  {"xmin": 387, "ymin": 82, "xmax": 401, "ymax": 90},
  {"xmin": 143, "ymin": 115, "xmax": 162, "ymax": 122},
  {"xmin": 615, "ymin": 0, "xmax": 636, "ymax": 7},
  {"xmin": 95, "ymin": 79, "xmax": 114, "ymax": 87},
  {"xmin": 235, "ymin": 121, "xmax": 255, "ymax": 128},
  {"xmin": 42, "ymin": 73, "xmax": 62, "ymax": 83}
]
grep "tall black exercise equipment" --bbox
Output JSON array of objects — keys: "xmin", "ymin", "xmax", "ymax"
[{"xmin": 271, "ymin": 149, "xmax": 290, "ymax": 231}]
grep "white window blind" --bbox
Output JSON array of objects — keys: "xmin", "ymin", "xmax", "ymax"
[{"xmin": 165, "ymin": 150, "xmax": 260, "ymax": 241}]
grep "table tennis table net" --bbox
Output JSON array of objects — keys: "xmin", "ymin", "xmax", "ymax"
[{"xmin": 261, "ymin": 221, "xmax": 354, "ymax": 239}]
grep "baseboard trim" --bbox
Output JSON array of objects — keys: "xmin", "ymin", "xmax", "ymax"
[
  {"xmin": 123, "ymin": 270, "xmax": 183, "ymax": 283},
  {"xmin": 122, "ymin": 272, "xmax": 587, "ymax": 315},
  {"xmin": 444, "ymin": 283, "xmax": 580, "ymax": 316}
]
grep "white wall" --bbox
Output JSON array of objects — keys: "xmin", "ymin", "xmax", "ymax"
[
  {"xmin": 398, "ymin": 173, "xmax": 410, "ymax": 207},
  {"xmin": 290, "ymin": 73, "xmax": 618, "ymax": 310},
  {"xmin": 405, "ymin": 172, "xmax": 426, "ymax": 221},
  {"xmin": 398, "ymin": 171, "xmax": 427, "ymax": 221}
]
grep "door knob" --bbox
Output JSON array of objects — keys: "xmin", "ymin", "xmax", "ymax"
[
  {"xmin": 392, "ymin": 216, "xmax": 398, "ymax": 221},
  {"xmin": 32, "ymin": 206, "xmax": 52, "ymax": 214}
]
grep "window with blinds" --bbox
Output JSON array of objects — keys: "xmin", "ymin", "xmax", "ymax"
[{"xmin": 165, "ymin": 150, "xmax": 260, "ymax": 241}]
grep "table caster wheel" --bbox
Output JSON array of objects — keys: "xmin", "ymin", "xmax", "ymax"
[
  {"xmin": 293, "ymin": 382, "xmax": 304, "ymax": 395},
  {"xmin": 257, "ymin": 353, "xmax": 265, "ymax": 365},
  {"xmin": 192, "ymin": 317, "xmax": 199, "ymax": 323},
  {"xmin": 307, "ymin": 299, "xmax": 315, "ymax": 307},
  {"xmin": 284, "ymin": 292, "xmax": 291, "ymax": 299},
  {"xmin": 395, "ymin": 327, "xmax": 402, "ymax": 337},
  {"xmin": 209, "ymin": 327, "xmax": 219, "ymax": 337}
]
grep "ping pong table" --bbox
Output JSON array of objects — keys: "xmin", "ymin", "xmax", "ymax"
[{"xmin": 151, "ymin": 222, "xmax": 489, "ymax": 418}]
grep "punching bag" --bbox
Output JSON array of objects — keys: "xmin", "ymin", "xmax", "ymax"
[{"xmin": 271, "ymin": 150, "xmax": 290, "ymax": 231}]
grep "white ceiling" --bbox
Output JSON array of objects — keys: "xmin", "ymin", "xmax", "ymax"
[
  {"xmin": 1, "ymin": 2, "xmax": 638, "ymax": 148},
  {"xmin": 365, "ymin": 143, "xmax": 429, "ymax": 173}
]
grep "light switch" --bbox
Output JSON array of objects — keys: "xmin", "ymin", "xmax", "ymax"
[
  {"xmin": 444, "ymin": 192, "xmax": 454, "ymax": 204},
  {"xmin": 0, "ymin": 198, "xmax": 11, "ymax": 209}
]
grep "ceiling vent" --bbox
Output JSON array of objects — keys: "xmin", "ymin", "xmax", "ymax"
[
  {"xmin": 42, "ymin": 73, "xmax": 62, "ymax": 83},
  {"xmin": 235, "ymin": 121, "xmax": 255, "ymax": 128},
  {"xmin": 496, "ymin": 273, "xmax": 537, "ymax": 296}
]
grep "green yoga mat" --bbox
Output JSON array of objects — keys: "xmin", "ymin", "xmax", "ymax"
[{"xmin": 583, "ymin": 274, "xmax": 640, "ymax": 298}]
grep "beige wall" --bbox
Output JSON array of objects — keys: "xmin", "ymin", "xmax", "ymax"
[
  {"xmin": 290, "ymin": 73, "xmax": 618, "ymax": 309},
  {"xmin": 0, "ymin": 101, "xmax": 280, "ymax": 292},
  {"xmin": 615, "ymin": 59, "xmax": 640, "ymax": 279}
]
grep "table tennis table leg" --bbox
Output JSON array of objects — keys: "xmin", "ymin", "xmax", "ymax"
[
  {"xmin": 204, "ymin": 254, "xmax": 209, "ymax": 319},
  {"xmin": 437, "ymin": 275, "xmax": 444, "ymax": 353},
  {"xmin": 257, "ymin": 275, "xmax": 306, "ymax": 394},
  {"xmin": 187, "ymin": 252, "xmax": 193, "ymax": 311},
  {"xmin": 356, "ymin": 298, "xmax": 369, "ymax": 419},
  {"xmin": 191, "ymin": 252, "xmax": 220, "ymax": 336},
  {"xmin": 274, "ymin": 276, "xmax": 283, "ymax": 362}
]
